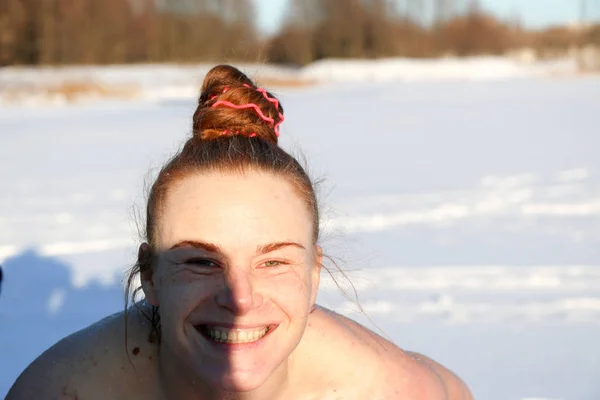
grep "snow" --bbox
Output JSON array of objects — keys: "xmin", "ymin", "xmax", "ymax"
[
  {"xmin": 1, "ymin": 59, "xmax": 599, "ymax": 399},
  {"xmin": 0, "ymin": 57, "xmax": 581, "ymax": 107},
  {"xmin": 300, "ymin": 57, "xmax": 577, "ymax": 82}
]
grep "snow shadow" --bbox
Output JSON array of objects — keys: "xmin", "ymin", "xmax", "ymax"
[{"xmin": 0, "ymin": 249, "xmax": 124, "ymax": 397}]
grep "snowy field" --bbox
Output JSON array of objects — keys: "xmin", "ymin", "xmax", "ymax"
[
  {"xmin": 0, "ymin": 56, "xmax": 579, "ymax": 106},
  {"xmin": 1, "ymin": 59, "xmax": 599, "ymax": 399}
]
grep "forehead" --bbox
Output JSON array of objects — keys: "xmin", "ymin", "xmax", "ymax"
[{"xmin": 156, "ymin": 171, "xmax": 313, "ymax": 249}]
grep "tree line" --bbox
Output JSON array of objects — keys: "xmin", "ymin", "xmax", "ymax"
[
  {"xmin": 1, "ymin": 0, "xmax": 599, "ymax": 66},
  {"xmin": 0, "ymin": 0, "xmax": 259, "ymax": 65},
  {"xmin": 269, "ymin": 0, "xmax": 600, "ymax": 65}
]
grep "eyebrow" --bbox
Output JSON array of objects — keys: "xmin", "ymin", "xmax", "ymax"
[
  {"xmin": 169, "ymin": 240, "xmax": 222, "ymax": 253},
  {"xmin": 169, "ymin": 240, "xmax": 305, "ymax": 254},
  {"xmin": 256, "ymin": 242, "xmax": 306, "ymax": 255}
]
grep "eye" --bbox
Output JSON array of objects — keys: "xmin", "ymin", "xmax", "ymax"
[
  {"xmin": 262, "ymin": 260, "xmax": 284, "ymax": 268},
  {"xmin": 184, "ymin": 258, "xmax": 220, "ymax": 268}
]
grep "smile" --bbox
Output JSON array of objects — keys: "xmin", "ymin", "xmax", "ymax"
[{"xmin": 197, "ymin": 325, "xmax": 273, "ymax": 344}]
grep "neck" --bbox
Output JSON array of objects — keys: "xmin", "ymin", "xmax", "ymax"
[{"xmin": 157, "ymin": 344, "xmax": 291, "ymax": 400}]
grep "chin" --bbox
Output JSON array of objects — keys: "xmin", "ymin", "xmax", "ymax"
[
  {"xmin": 193, "ymin": 365, "xmax": 272, "ymax": 393},
  {"xmin": 217, "ymin": 371, "xmax": 267, "ymax": 392}
]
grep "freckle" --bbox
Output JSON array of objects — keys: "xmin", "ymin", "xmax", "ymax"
[
  {"xmin": 132, "ymin": 347, "xmax": 140, "ymax": 356},
  {"xmin": 93, "ymin": 361, "xmax": 98, "ymax": 366},
  {"xmin": 149, "ymin": 356, "xmax": 153, "ymax": 360}
]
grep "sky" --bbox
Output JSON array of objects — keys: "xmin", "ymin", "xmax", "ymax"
[{"xmin": 255, "ymin": 0, "xmax": 600, "ymax": 34}]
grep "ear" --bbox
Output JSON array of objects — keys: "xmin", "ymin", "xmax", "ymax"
[
  {"xmin": 138, "ymin": 243, "xmax": 160, "ymax": 307},
  {"xmin": 310, "ymin": 245, "xmax": 322, "ymax": 307}
]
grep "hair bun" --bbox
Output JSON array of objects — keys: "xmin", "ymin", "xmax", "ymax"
[{"xmin": 192, "ymin": 65, "xmax": 284, "ymax": 144}]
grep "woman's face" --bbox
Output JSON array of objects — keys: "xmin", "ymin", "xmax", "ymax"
[{"xmin": 142, "ymin": 171, "xmax": 320, "ymax": 392}]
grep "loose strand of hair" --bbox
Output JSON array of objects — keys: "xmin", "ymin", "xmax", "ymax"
[{"xmin": 322, "ymin": 253, "xmax": 394, "ymax": 347}]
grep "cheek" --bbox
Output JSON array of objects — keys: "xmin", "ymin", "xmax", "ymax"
[
  {"xmin": 156, "ymin": 273, "xmax": 216, "ymax": 316},
  {"xmin": 267, "ymin": 271, "xmax": 313, "ymax": 313}
]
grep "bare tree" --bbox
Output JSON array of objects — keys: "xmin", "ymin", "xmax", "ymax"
[{"xmin": 2, "ymin": 0, "xmax": 598, "ymax": 66}]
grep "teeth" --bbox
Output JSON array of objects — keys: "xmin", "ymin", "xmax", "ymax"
[{"xmin": 203, "ymin": 326, "xmax": 269, "ymax": 344}]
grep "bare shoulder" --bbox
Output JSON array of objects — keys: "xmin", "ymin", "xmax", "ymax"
[
  {"xmin": 300, "ymin": 306, "xmax": 473, "ymax": 400},
  {"xmin": 403, "ymin": 351, "xmax": 474, "ymax": 400},
  {"xmin": 6, "ymin": 307, "xmax": 159, "ymax": 400}
]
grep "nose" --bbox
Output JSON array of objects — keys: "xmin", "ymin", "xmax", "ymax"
[{"xmin": 214, "ymin": 267, "xmax": 263, "ymax": 314}]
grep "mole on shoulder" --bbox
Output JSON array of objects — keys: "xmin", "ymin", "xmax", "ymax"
[
  {"xmin": 132, "ymin": 347, "xmax": 141, "ymax": 356},
  {"xmin": 62, "ymin": 385, "xmax": 79, "ymax": 400}
]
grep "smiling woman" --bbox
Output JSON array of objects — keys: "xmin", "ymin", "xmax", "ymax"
[{"xmin": 6, "ymin": 65, "xmax": 473, "ymax": 400}]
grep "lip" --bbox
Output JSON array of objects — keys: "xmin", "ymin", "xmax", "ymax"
[
  {"xmin": 194, "ymin": 323, "xmax": 279, "ymax": 351},
  {"xmin": 195, "ymin": 322, "xmax": 279, "ymax": 330}
]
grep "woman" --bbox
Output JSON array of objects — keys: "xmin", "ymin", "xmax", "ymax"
[{"xmin": 7, "ymin": 65, "xmax": 473, "ymax": 400}]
